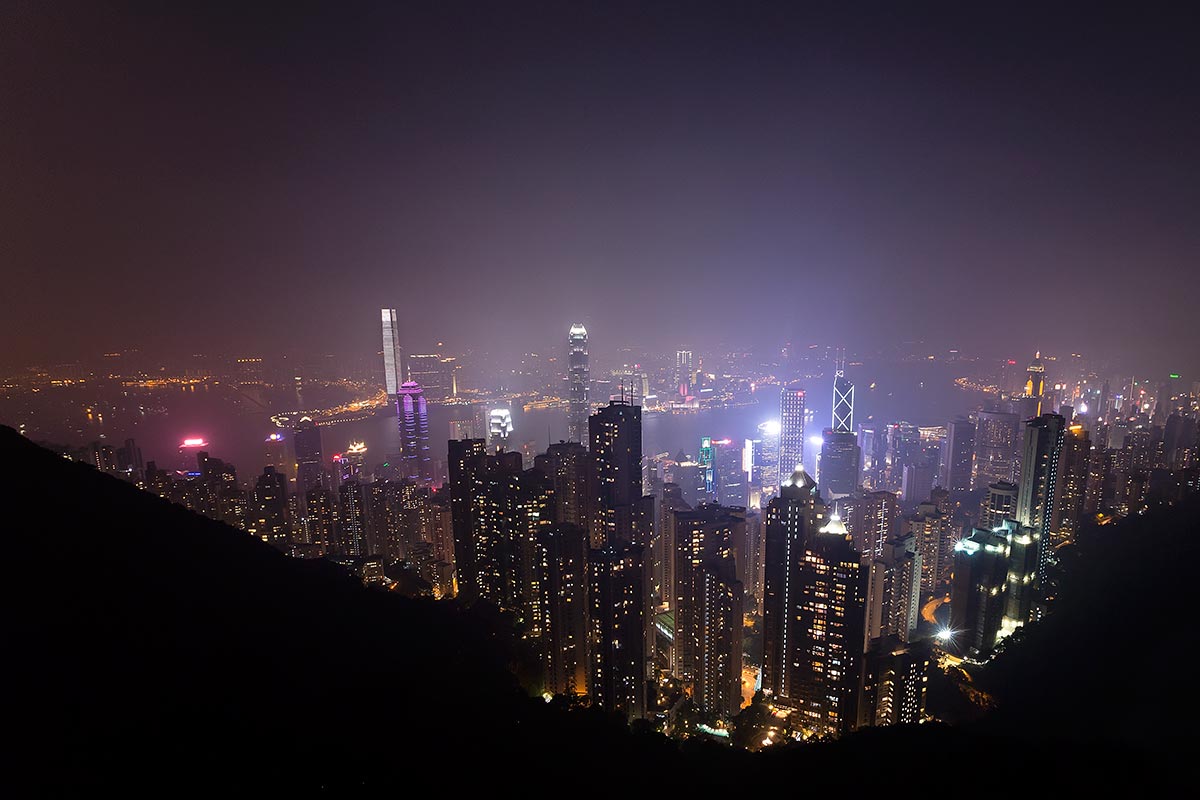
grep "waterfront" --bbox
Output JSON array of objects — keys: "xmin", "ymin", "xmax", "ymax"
[{"xmin": 3, "ymin": 357, "xmax": 986, "ymax": 484}]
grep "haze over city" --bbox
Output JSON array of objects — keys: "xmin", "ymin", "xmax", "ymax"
[
  {"xmin": 3, "ymin": 2, "xmax": 1198, "ymax": 793},
  {"xmin": 3, "ymin": 3, "xmax": 1197, "ymax": 373}
]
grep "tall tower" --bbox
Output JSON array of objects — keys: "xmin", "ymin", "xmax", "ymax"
[
  {"xmin": 779, "ymin": 383, "xmax": 807, "ymax": 477},
  {"xmin": 293, "ymin": 416, "xmax": 324, "ymax": 494},
  {"xmin": 1017, "ymin": 413, "xmax": 1066, "ymax": 595},
  {"xmin": 381, "ymin": 308, "xmax": 407, "ymax": 397},
  {"xmin": 1025, "ymin": 351, "xmax": 1046, "ymax": 416},
  {"xmin": 567, "ymin": 323, "xmax": 590, "ymax": 443},
  {"xmin": 832, "ymin": 352, "xmax": 854, "ymax": 433},
  {"xmin": 674, "ymin": 350, "xmax": 694, "ymax": 397},
  {"xmin": 398, "ymin": 381, "xmax": 432, "ymax": 483},
  {"xmin": 793, "ymin": 513, "xmax": 869, "ymax": 738},
  {"xmin": 941, "ymin": 417, "xmax": 976, "ymax": 492},
  {"xmin": 761, "ymin": 465, "xmax": 824, "ymax": 706},
  {"xmin": 587, "ymin": 399, "xmax": 643, "ymax": 549},
  {"xmin": 973, "ymin": 409, "xmax": 1020, "ymax": 488}
]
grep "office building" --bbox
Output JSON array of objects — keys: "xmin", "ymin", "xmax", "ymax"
[
  {"xmin": 820, "ymin": 429, "xmax": 862, "ymax": 499},
  {"xmin": 843, "ymin": 490, "xmax": 899, "ymax": 559},
  {"xmin": 1017, "ymin": 413, "xmax": 1066, "ymax": 591},
  {"xmin": 397, "ymin": 381, "xmax": 433, "ymax": 482},
  {"xmin": 941, "ymin": 418, "xmax": 975, "ymax": 492},
  {"xmin": 779, "ymin": 383, "xmax": 807, "ymax": 476},
  {"xmin": 901, "ymin": 462, "xmax": 935, "ymax": 509},
  {"xmin": 1025, "ymin": 351, "xmax": 1046, "ymax": 416},
  {"xmin": 381, "ymin": 308, "xmax": 406, "ymax": 396},
  {"xmin": 761, "ymin": 466, "xmax": 824, "ymax": 706},
  {"xmin": 488, "ymin": 408, "xmax": 514, "ymax": 451},
  {"xmin": 674, "ymin": 350, "xmax": 694, "ymax": 397},
  {"xmin": 567, "ymin": 324, "xmax": 590, "ymax": 443},
  {"xmin": 293, "ymin": 416, "xmax": 324, "ymax": 494},
  {"xmin": 408, "ymin": 353, "xmax": 457, "ymax": 400},
  {"xmin": 337, "ymin": 479, "xmax": 370, "ymax": 558},
  {"xmin": 974, "ymin": 409, "xmax": 1020, "ymax": 488},
  {"xmin": 713, "ymin": 437, "xmax": 747, "ymax": 507}
]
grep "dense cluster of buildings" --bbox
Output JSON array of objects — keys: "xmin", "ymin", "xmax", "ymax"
[{"xmin": 74, "ymin": 318, "xmax": 1199, "ymax": 743}]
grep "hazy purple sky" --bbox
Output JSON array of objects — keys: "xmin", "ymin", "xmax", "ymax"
[{"xmin": 2, "ymin": 2, "xmax": 1197, "ymax": 373}]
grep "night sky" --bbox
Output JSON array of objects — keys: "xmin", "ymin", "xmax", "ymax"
[{"xmin": 3, "ymin": 2, "xmax": 1197, "ymax": 372}]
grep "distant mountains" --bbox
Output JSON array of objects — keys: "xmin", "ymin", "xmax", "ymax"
[{"xmin": 3, "ymin": 425, "xmax": 1181, "ymax": 792}]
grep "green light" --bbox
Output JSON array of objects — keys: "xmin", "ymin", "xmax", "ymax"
[{"xmin": 1169, "ymin": 373, "xmax": 1181, "ymax": 379}]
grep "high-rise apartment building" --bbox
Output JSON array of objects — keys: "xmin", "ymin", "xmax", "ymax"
[
  {"xmin": 293, "ymin": 416, "xmax": 324, "ymax": 494},
  {"xmin": 588, "ymin": 400, "xmax": 643, "ymax": 549},
  {"xmin": 1016, "ymin": 413, "xmax": 1066, "ymax": 591}
]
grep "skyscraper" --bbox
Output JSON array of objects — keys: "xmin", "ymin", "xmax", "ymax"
[
  {"xmin": 671, "ymin": 503, "xmax": 745, "ymax": 719},
  {"xmin": 792, "ymin": 513, "xmax": 869, "ymax": 738},
  {"xmin": 843, "ymin": 489, "xmax": 899, "ymax": 560},
  {"xmin": 820, "ymin": 429, "xmax": 861, "ymax": 499},
  {"xmin": 587, "ymin": 399, "xmax": 643, "ymax": 549},
  {"xmin": 447, "ymin": 438, "xmax": 488, "ymax": 602},
  {"xmin": 1050, "ymin": 423, "xmax": 1091, "ymax": 547},
  {"xmin": 832, "ymin": 358, "xmax": 854, "ymax": 433},
  {"xmin": 397, "ymin": 381, "xmax": 433, "ymax": 482},
  {"xmin": 979, "ymin": 480, "xmax": 1018, "ymax": 530},
  {"xmin": 761, "ymin": 466, "xmax": 824, "ymax": 707},
  {"xmin": 535, "ymin": 523, "xmax": 589, "ymax": 697},
  {"xmin": 408, "ymin": 354, "xmax": 457, "ymax": 400},
  {"xmin": 949, "ymin": 527, "xmax": 1010, "ymax": 657},
  {"xmin": 567, "ymin": 323, "xmax": 590, "ymax": 443},
  {"xmin": 712, "ymin": 437, "xmax": 747, "ymax": 507},
  {"xmin": 381, "ymin": 308, "xmax": 406, "ymax": 397},
  {"xmin": 1017, "ymin": 413, "xmax": 1066, "ymax": 597},
  {"xmin": 586, "ymin": 542, "xmax": 648, "ymax": 722},
  {"xmin": 534, "ymin": 441, "xmax": 590, "ymax": 528},
  {"xmin": 974, "ymin": 409, "xmax": 1020, "ymax": 488},
  {"xmin": 293, "ymin": 416, "xmax": 324, "ymax": 494},
  {"xmin": 779, "ymin": 383, "xmax": 807, "ymax": 477},
  {"xmin": 941, "ymin": 417, "xmax": 976, "ymax": 492},
  {"xmin": 674, "ymin": 350, "xmax": 694, "ymax": 397},
  {"xmin": 246, "ymin": 466, "xmax": 289, "ymax": 550},
  {"xmin": 1025, "ymin": 351, "xmax": 1046, "ymax": 416}
]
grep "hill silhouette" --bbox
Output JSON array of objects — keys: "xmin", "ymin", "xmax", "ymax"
[{"xmin": 2, "ymin": 425, "xmax": 1184, "ymax": 792}]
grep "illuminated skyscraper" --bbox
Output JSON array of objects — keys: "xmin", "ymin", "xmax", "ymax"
[
  {"xmin": 567, "ymin": 324, "xmax": 590, "ymax": 443},
  {"xmin": 488, "ymin": 408, "xmax": 514, "ymax": 451},
  {"xmin": 674, "ymin": 350, "xmax": 694, "ymax": 397},
  {"xmin": 820, "ymin": 429, "xmax": 861, "ymax": 499},
  {"xmin": 752, "ymin": 419, "xmax": 782, "ymax": 501},
  {"xmin": 1017, "ymin": 413, "xmax": 1066, "ymax": 595},
  {"xmin": 979, "ymin": 480, "xmax": 1018, "ymax": 530},
  {"xmin": 588, "ymin": 399, "xmax": 644, "ymax": 549},
  {"xmin": 263, "ymin": 431, "xmax": 292, "ymax": 485},
  {"xmin": 381, "ymin": 308, "xmax": 407, "ymax": 397},
  {"xmin": 534, "ymin": 441, "xmax": 590, "ymax": 528},
  {"xmin": 941, "ymin": 417, "xmax": 976, "ymax": 492},
  {"xmin": 792, "ymin": 513, "xmax": 869, "ymax": 738},
  {"xmin": 844, "ymin": 489, "xmax": 899, "ymax": 559},
  {"xmin": 712, "ymin": 437, "xmax": 746, "ymax": 506},
  {"xmin": 408, "ymin": 354, "xmax": 457, "ymax": 400},
  {"xmin": 949, "ymin": 527, "xmax": 1010, "ymax": 657},
  {"xmin": 586, "ymin": 542, "xmax": 648, "ymax": 722},
  {"xmin": 247, "ymin": 466, "xmax": 289, "ymax": 550},
  {"xmin": 779, "ymin": 383, "xmax": 807, "ymax": 476},
  {"xmin": 397, "ymin": 381, "xmax": 432, "ymax": 482},
  {"xmin": 447, "ymin": 438, "xmax": 489, "ymax": 602},
  {"xmin": 974, "ymin": 409, "xmax": 1020, "ymax": 488},
  {"xmin": 293, "ymin": 416, "xmax": 324, "ymax": 494},
  {"xmin": 671, "ymin": 503, "xmax": 745, "ymax": 719},
  {"xmin": 1050, "ymin": 423, "xmax": 1091, "ymax": 547},
  {"xmin": 535, "ymin": 522, "xmax": 589, "ymax": 697},
  {"xmin": 832, "ymin": 358, "xmax": 854, "ymax": 433},
  {"xmin": 761, "ymin": 466, "xmax": 824, "ymax": 706},
  {"xmin": 1025, "ymin": 351, "xmax": 1046, "ymax": 416}
]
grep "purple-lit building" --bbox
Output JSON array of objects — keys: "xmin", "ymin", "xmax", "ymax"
[{"xmin": 398, "ymin": 381, "xmax": 433, "ymax": 483}]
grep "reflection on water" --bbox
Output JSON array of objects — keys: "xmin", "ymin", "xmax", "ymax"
[{"xmin": 5, "ymin": 357, "xmax": 984, "ymax": 484}]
